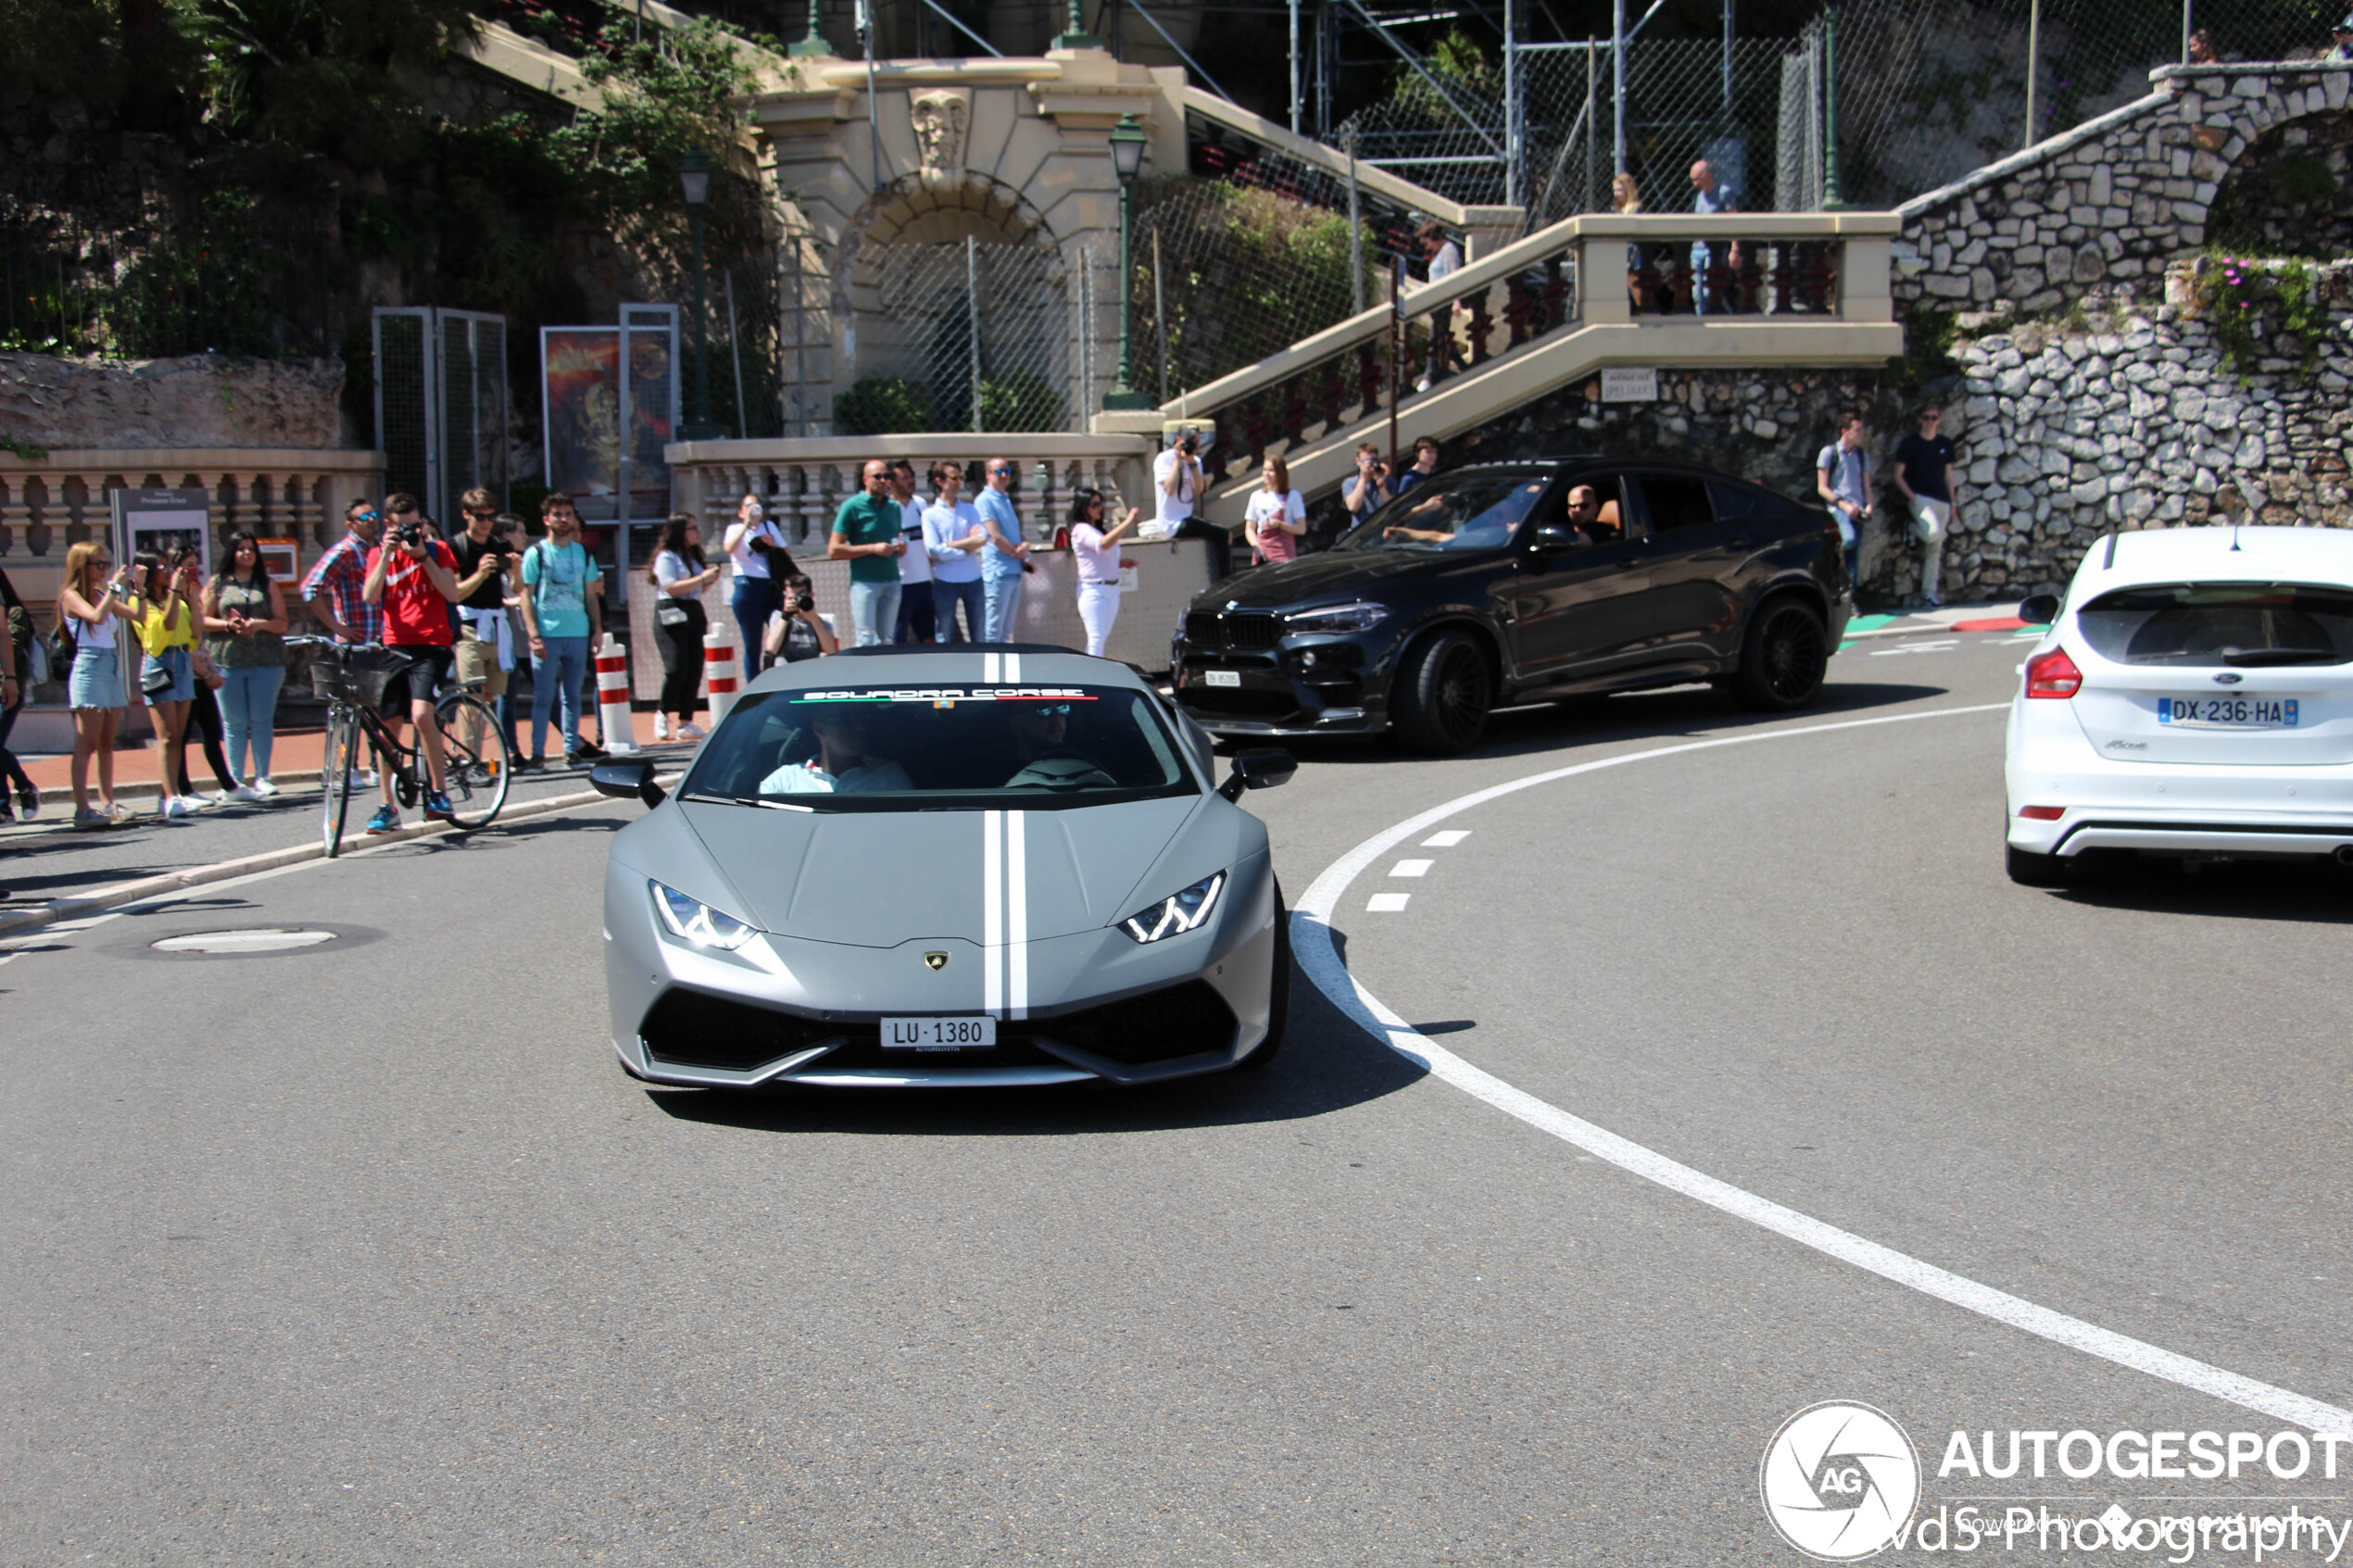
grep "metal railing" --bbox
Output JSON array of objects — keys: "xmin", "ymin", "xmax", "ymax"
[{"xmin": 1165, "ymin": 210, "xmax": 1894, "ymax": 491}]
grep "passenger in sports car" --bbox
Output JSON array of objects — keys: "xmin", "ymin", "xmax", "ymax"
[
  {"xmin": 757, "ymin": 707, "xmax": 912, "ymax": 795},
  {"xmin": 1003, "ymin": 700, "xmax": 1115, "ymax": 789}
]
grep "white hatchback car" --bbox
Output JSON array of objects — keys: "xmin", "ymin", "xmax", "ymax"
[{"xmin": 2004, "ymin": 525, "xmax": 2353, "ymax": 884}]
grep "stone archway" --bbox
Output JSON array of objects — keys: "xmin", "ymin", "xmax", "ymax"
[
  {"xmin": 834, "ymin": 173, "xmax": 1086, "ymax": 433},
  {"xmin": 2205, "ymin": 110, "xmax": 2353, "ymax": 255}
]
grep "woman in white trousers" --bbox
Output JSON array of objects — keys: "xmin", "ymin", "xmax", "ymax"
[{"xmin": 1068, "ymin": 489, "xmax": 1140, "ymax": 659}]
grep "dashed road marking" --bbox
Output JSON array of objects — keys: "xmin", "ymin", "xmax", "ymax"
[
  {"xmin": 1422, "ymin": 830, "xmax": 1473, "ymax": 847},
  {"xmin": 1295, "ymin": 701, "xmax": 2353, "ymax": 1437},
  {"xmin": 1366, "ymin": 892, "xmax": 1412, "ymax": 912},
  {"xmin": 1390, "ymin": 859, "xmax": 1433, "ymax": 878}
]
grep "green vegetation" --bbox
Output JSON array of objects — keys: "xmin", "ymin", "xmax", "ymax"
[
  {"xmin": 2192, "ymin": 250, "xmax": 2328, "ymax": 377},
  {"xmin": 835, "ymin": 377, "xmax": 934, "ymax": 436}
]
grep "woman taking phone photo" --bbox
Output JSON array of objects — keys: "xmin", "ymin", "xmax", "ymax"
[
  {"xmin": 1067, "ymin": 489, "xmax": 1140, "ymax": 659},
  {"xmin": 201, "ymin": 530, "xmax": 289, "ymax": 797},
  {"xmin": 722, "ymin": 493, "xmax": 792, "ymax": 672},
  {"xmin": 648, "ymin": 512, "xmax": 723, "ymax": 741},
  {"xmin": 57, "ymin": 540, "xmax": 139, "ymax": 826},
  {"xmin": 1243, "ymin": 455, "xmax": 1307, "ymax": 568},
  {"xmin": 131, "ymin": 549, "xmax": 202, "ymax": 819}
]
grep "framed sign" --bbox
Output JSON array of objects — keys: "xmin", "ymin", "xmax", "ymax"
[
  {"xmin": 1601, "ymin": 367, "xmax": 1658, "ymax": 403},
  {"xmin": 256, "ymin": 536, "xmax": 300, "ymax": 584},
  {"xmin": 112, "ymin": 487, "xmax": 212, "ymax": 581}
]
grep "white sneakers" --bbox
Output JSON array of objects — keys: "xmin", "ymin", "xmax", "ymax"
[
  {"xmin": 252, "ymin": 777, "xmax": 279, "ymax": 797},
  {"xmin": 161, "ymin": 795, "xmax": 206, "ymax": 819},
  {"xmin": 232, "ymin": 784, "xmax": 266, "ymax": 803},
  {"xmin": 652, "ymin": 712, "xmax": 670, "ymax": 740},
  {"xmin": 677, "ymin": 721, "xmax": 706, "ymax": 741}
]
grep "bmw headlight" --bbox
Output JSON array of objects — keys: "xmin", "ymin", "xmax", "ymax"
[
  {"xmin": 1120, "ymin": 871, "xmax": 1226, "ymax": 944},
  {"xmin": 648, "ymin": 880, "xmax": 756, "ymax": 950},
  {"xmin": 1284, "ymin": 601, "xmax": 1388, "ymax": 634}
]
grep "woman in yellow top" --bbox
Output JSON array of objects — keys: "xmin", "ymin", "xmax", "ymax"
[{"xmin": 131, "ymin": 547, "xmax": 203, "ymax": 820}]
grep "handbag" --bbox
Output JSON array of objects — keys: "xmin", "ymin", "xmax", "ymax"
[
  {"xmin": 141, "ymin": 659, "xmax": 174, "ymax": 697},
  {"xmin": 656, "ymin": 601, "xmax": 691, "ymax": 627}
]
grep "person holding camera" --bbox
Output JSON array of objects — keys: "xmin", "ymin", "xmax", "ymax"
[
  {"xmin": 762, "ymin": 571, "xmax": 838, "ymax": 664},
  {"xmin": 829, "ymin": 458, "xmax": 906, "ymax": 647},
  {"xmin": 1156, "ymin": 429, "xmax": 1229, "ymax": 580},
  {"xmin": 447, "ymin": 488, "xmax": 521, "ymax": 762},
  {"xmin": 57, "ymin": 540, "xmax": 139, "ymax": 825},
  {"xmin": 649, "ymin": 512, "xmax": 723, "ymax": 740},
  {"xmin": 1343, "ymin": 441, "xmax": 1391, "ymax": 532},
  {"xmin": 362, "ymin": 509, "xmax": 464, "ymax": 831},
  {"xmin": 521, "ymin": 493, "xmax": 606, "ymax": 771},
  {"xmin": 724, "ymin": 493, "xmax": 792, "ymax": 671}
]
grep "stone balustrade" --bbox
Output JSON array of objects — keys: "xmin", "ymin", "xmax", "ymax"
[
  {"xmin": 665, "ymin": 433, "xmax": 1155, "ymax": 549},
  {"xmin": 0, "ymin": 447, "xmax": 385, "ymax": 596}
]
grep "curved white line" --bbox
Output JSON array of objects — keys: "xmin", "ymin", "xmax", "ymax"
[{"xmin": 1293, "ymin": 703, "xmax": 2353, "ymax": 1436}]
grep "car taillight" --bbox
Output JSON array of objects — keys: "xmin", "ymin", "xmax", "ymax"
[
  {"xmin": 2018, "ymin": 805, "xmax": 2065, "ymax": 821},
  {"xmin": 2024, "ymin": 646, "xmax": 2082, "ymax": 698}
]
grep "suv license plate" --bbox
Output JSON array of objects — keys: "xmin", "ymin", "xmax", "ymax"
[
  {"xmin": 2158, "ymin": 696, "xmax": 2298, "ymax": 728},
  {"xmin": 1204, "ymin": 670, "xmax": 1241, "ymax": 687},
  {"xmin": 883, "ymin": 1016, "xmax": 997, "ymax": 1050}
]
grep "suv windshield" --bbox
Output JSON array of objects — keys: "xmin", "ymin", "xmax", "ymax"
[
  {"xmin": 2076, "ymin": 583, "xmax": 2353, "ymax": 667},
  {"xmin": 680, "ymin": 684, "xmax": 1198, "ymax": 811},
  {"xmin": 1334, "ymin": 472, "xmax": 1552, "ymax": 551}
]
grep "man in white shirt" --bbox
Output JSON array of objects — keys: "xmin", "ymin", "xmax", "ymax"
[
  {"xmin": 758, "ymin": 708, "xmax": 912, "ymax": 795},
  {"xmin": 1155, "ymin": 429, "xmax": 1229, "ymax": 579},
  {"xmin": 887, "ymin": 458, "xmax": 934, "ymax": 644}
]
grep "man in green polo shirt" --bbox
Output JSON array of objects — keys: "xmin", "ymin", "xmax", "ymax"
[{"xmin": 827, "ymin": 458, "xmax": 907, "ymax": 646}]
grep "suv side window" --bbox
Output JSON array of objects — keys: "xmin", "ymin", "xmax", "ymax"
[
  {"xmin": 1635, "ymin": 473, "xmax": 1715, "ymax": 534},
  {"xmin": 1705, "ymin": 479, "xmax": 1773, "ymax": 522}
]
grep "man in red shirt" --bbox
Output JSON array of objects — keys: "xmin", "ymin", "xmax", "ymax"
[{"xmin": 362, "ymin": 518, "xmax": 464, "ymax": 831}]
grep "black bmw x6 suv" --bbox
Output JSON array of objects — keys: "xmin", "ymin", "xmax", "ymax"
[{"xmin": 1170, "ymin": 458, "xmax": 1851, "ymax": 754}]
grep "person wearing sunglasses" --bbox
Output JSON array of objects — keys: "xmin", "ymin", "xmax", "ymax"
[
  {"xmin": 300, "ymin": 498, "xmax": 386, "ymax": 646},
  {"xmin": 1067, "ymin": 488, "xmax": 1141, "ymax": 659},
  {"xmin": 975, "ymin": 458, "xmax": 1033, "ymax": 643}
]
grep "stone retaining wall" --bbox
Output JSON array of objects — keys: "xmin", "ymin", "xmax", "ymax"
[{"xmin": 0, "ymin": 352, "xmax": 347, "ymax": 451}]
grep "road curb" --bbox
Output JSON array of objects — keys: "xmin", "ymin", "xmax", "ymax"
[{"xmin": 0, "ymin": 777, "xmax": 668, "ymax": 942}]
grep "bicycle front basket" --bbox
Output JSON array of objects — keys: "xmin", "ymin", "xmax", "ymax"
[{"xmin": 308, "ymin": 645, "xmax": 409, "ymax": 707}]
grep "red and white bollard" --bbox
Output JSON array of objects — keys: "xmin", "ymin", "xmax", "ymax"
[
  {"xmin": 703, "ymin": 620, "xmax": 741, "ymax": 727},
  {"xmin": 594, "ymin": 633, "xmax": 638, "ymax": 756}
]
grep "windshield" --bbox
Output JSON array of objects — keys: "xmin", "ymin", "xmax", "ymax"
[
  {"xmin": 680, "ymin": 684, "xmax": 1198, "ymax": 811},
  {"xmin": 2076, "ymin": 583, "xmax": 2353, "ymax": 667},
  {"xmin": 1334, "ymin": 472, "xmax": 1552, "ymax": 551}
]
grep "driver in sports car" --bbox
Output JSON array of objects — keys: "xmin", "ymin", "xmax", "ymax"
[
  {"xmin": 1003, "ymin": 701, "xmax": 1114, "ymax": 789},
  {"xmin": 758, "ymin": 708, "xmax": 913, "ymax": 794}
]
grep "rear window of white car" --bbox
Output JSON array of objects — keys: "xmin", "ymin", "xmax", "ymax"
[
  {"xmin": 681, "ymin": 684, "xmax": 1197, "ymax": 811},
  {"xmin": 2075, "ymin": 583, "xmax": 2353, "ymax": 668}
]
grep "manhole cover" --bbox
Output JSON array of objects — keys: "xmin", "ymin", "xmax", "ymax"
[{"xmin": 150, "ymin": 928, "xmax": 341, "ymax": 954}]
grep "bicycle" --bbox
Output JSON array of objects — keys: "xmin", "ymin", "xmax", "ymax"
[{"xmin": 293, "ymin": 636, "xmax": 513, "ymax": 858}]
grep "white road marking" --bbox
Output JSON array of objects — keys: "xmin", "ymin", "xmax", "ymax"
[
  {"xmin": 1366, "ymin": 893, "xmax": 1412, "ymax": 912},
  {"xmin": 982, "ymin": 809, "xmax": 1003, "ymax": 1017},
  {"xmin": 1295, "ymin": 701, "xmax": 2353, "ymax": 1437},
  {"xmin": 1004, "ymin": 651, "xmax": 1022, "ymax": 684},
  {"xmin": 1007, "ymin": 809, "xmax": 1028, "ymax": 1020},
  {"xmin": 1421, "ymin": 830, "xmax": 1472, "ymax": 847},
  {"xmin": 1868, "ymin": 640, "xmax": 1961, "ymax": 657},
  {"xmin": 1390, "ymin": 859, "xmax": 1433, "ymax": 878}
]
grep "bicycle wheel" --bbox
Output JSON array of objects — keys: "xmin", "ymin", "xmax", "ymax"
[
  {"xmin": 320, "ymin": 706, "xmax": 356, "ymax": 857},
  {"xmin": 433, "ymin": 691, "xmax": 512, "ymax": 830}
]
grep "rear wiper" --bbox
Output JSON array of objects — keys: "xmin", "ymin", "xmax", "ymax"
[
  {"xmin": 681, "ymin": 791, "xmax": 815, "ymax": 812},
  {"xmin": 2221, "ymin": 647, "xmax": 2338, "ymax": 667}
]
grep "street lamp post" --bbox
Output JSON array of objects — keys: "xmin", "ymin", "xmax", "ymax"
[
  {"xmin": 1052, "ymin": 0, "xmax": 1101, "ymax": 50},
  {"xmin": 678, "ymin": 150, "xmax": 727, "ymax": 442},
  {"xmin": 1101, "ymin": 114, "xmax": 1151, "ymax": 411}
]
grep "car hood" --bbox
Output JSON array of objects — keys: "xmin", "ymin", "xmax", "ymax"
[
  {"xmin": 674, "ymin": 796, "xmax": 1205, "ymax": 947},
  {"xmin": 1202, "ymin": 548, "xmax": 1478, "ymax": 608}
]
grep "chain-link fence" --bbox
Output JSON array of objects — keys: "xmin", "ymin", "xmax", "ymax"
[
  {"xmin": 832, "ymin": 237, "xmax": 1081, "ymax": 434},
  {"xmin": 1821, "ymin": 0, "xmax": 2339, "ymax": 207}
]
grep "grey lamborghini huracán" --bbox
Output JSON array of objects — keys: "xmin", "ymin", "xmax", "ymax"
[{"xmin": 592, "ymin": 646, "xmax": 1294, "ymax": 1087}]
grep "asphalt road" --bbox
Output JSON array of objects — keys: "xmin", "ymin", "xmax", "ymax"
[{"xmin": 6, "ymin": 632, "xmax": 2349, "ymax": 1566}]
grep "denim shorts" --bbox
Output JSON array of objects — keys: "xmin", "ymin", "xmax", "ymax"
[
  {"xmin": 69, "ymin": 646, "xmax": 126, "ymax": 709},
  {"xmin": 141, "ymin": 646, "xmax": 195, "ymax": 704}
]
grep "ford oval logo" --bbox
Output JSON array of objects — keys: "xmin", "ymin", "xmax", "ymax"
[{"xmin": 2213, "ymin": 672, "xmax": 2244, "ymax": 685}]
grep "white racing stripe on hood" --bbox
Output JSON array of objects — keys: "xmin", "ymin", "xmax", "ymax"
[
  {"xmin": 978, "ymin": 808, "xmax": 1031, "ymax": 1020},
  {"xmin": 982, "ymin": 652, "xmax": 1000, "ymax": 684},
  {"xmin": 1004, "ymin": 651, "xmax": 1022, "ymax": 684}
]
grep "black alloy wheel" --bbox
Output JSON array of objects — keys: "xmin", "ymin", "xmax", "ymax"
[
  {"xmin": 1392, "ymin": 630, "xmax": 1492, "ymax": 754},
  {"xmin": 1733, "ymin": 597, "xmax": 1830, "ymax": 711}
]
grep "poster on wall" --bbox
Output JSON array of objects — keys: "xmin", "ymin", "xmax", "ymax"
[
  {"xmin": 256, "ymin": 536, "xmax": 300, "ymax": 583},
  {"xmin": 542, "ymin": 329, "xmax": 623, "ymax": 513},
  {"xmin": 111, "ymin": 487, "xmax": 212, "ymax": 582}
]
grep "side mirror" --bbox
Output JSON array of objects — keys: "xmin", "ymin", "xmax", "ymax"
[
  {"xmin": 2017, "ymin": 593, "xmax": 2061, "ymax": 625},
  {"xmin": 590, "ymin": 758, "xmax": 666, "ymax": 809},
  {"xmin": 1532, "ymin": 524, "xmax": 1583, "ymax": 551},
  {"xmin": 1218, "ymin": 747, "xmax": 1296, "ymax": 801}
]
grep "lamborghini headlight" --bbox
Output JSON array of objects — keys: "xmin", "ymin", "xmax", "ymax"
[
  {"xmin": 649, "ymin": 880, "xmax": 756, "ymax": 950},
  {"xmin": 1120, "ymin": 871, "xmax": 1226, "ymax": 943}
]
